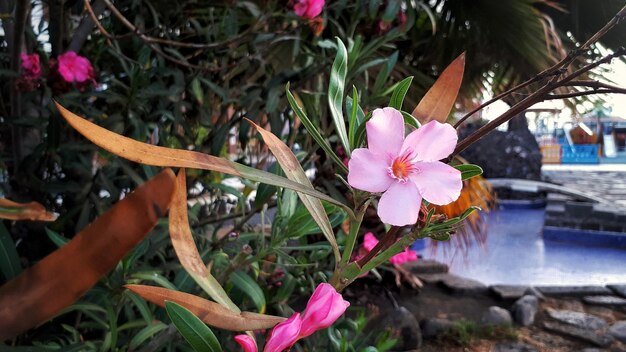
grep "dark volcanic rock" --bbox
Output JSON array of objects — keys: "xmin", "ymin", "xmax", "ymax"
[
  {"xmin": 607, "ymin": 284, "xmax": 626, "ymax": 298},
  {"xmin": 543, "ymin": 321, "xmax": 613, "ymax": 347},
  {"xmin": 537, "ymin": 286, "xmax": 612, "ymax": 297},
  {"xmin": 546, "ymin": 309, "xmax": 607, "ymax": 330},
  {"xmin": 512, "ymin": 295, "xmax": 539, "ymax": 326},
  {"xmin": 492, "ymin": 285, "xmax": 530, "ymax": 300},
  {"xmin": 367, "ymin": 307, "xmax": 422, "ymax": 351},
  {"xmin": 458, "ymin": 123, "xmax": 542, "ymax": 180},
  {"xmin": 583, "ymin": 295, "xmax": 626, "ymax": 306},
  {"xmin": 493, "ymin": 342, "xmax": 538, "ymax": 352},
  {"xmin": 481, "ymin": 306, "xmax": 513, "ymax": 326},
  {"xmin": 421, "ymin": 318, "xmax": 455, "ymax": 338},
  {"xmin": 609, "ymin": 321, "xmax": 626, "ymax": 343}
]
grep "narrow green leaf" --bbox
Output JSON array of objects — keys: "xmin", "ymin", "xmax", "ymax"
[
  {"xmin": 126, "ymin": 291, "xmax": 153, "ymax": 325},
  {"xmin": 454, "ymin": 164, "xmax": 483, "ymax": 181},
  {"xmin": 45, "ymin": 228, "xmax": 69, "ymax": 248},
  {"xmin": 373, "ymin": 51, "xmax": 398, "ymax": 93},
  {"xmin": 0, "ymin": 223, "xmax": 22, "ymax": 280},
  {"xmin": 129, "ymin": 322, "xmax": 168, "ymax": 350},
  {"xmin": 286, "ymin": 84, "xmax": 348, "ymax": 174},
  {"xmin": 389, "ymin": 77, "xmax": 414, "ymax": 110},
  {"xmin": 131, "ymin": 272, "xmax": 178, "ymax": 290},
  {"xmin": 328, "ymin": 37, "xmax": 350, "ymax": 154},
  {"xmin": 230, "ymin": 271, "xmax": 266, "ymax": 314},
  {"xmin": 165, "ymin": 301, "xmax": 223, "ymax": 352},
  {"xmin": 347, "ymin": 86, "xmax": 366, "ymax": 150}
]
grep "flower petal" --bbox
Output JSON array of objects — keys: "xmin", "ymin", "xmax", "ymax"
[
  {"xmin": 264, "ymin": 313, "xmax": 302, "ymax": 352},
  {"xmin": 299, "ymin": 283, "xmax": 350, "ymax": 338},
  {"xmin": 347, "ymin": 148, "xmax": 393, "ymax": 192},
  {"xmin": 366, "ymin": 107, "xmax": 404, "ymax": 159},
  {"xmin": 362, "ymin": 232, "xmax": 378, "ymax": 252},
  {"xmin": 377, "ymin": 181, "xmax": 422, "ymax": 226},
  {"xmin": 410, "ymin": 161, "xmax": 462, "ymax": 205},
  {"xmin": 234, "ymin": 335, "xmax": 258, "ymax": 352},
  {"xmin": 401, "ymin": 121, "xmax": 457, "ymax": 162}
]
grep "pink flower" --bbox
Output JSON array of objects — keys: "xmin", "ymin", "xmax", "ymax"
[
  {"xmin": 299, "ymin": 283, "xmax": 350, "ymax": 338},
  {"xmin": 57, "ymin": 51, "xmax": 95, "ymax": 83},
  {"xmin": 20, "ymin": 53, "xmax": 41, "ymax": 80},
  {"xmin": 361, "ymin": 233, "xmax": 418, "ymax": 266},
  {"xmin": 293, "ymin": 0, "xmax": 324, "ymax": 19},
  {"xmin": 264, "ymin": 313, "xmax": 302, "ymax": 352},
  {"xmin": 234, "ymin": 335, "xmax": 258, "ymax": 352},
  {"xmin": 347, "ymin": 107, "xmax": 462, "ymax": 226}
]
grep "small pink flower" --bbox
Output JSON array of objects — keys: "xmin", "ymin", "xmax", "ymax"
[
  {"xmin": 299, "ymin": 283, "xmax": 350, "ymax": 338},
  {"xmin": 20, "ymin": 53, "xmax": 41, "ymax": 80},
  {"xmin": 235, "ymin": 334, "xmax": 258, "ymax": 352},
  {"xmin": 293, "ymin": 0, "xmax": 324, "ymax": 19},
  {"xmin": 264, "ymin": 313, "xmax": 302, "ymax": 352},
  {"xmin": 347, "ymin": 107, "xmax": 462, "ymax": 226},
  {"xmin": 57, "ymin": 51, "xmax": 95, "ymax": 83}
]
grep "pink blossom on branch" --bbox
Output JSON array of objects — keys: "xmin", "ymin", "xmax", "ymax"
[
  {"xmin": 293, "ymin": 0, "xmax": 324, "ymax": 19},
  {"xmin": 57, "ymin": 51, "xmax": 95, "ymax": 83},
  {"xmin": 361, "ymin": 232, "xmax": 418, "ymax": 266},
  {"xmin": 20, "ymin": 53, "xmax": 41, "ymax": 80},
  {"xmin": 299, "ymin": 283, "xmax": 350, "ymax": 338},
  {"xmin": 347, "ymin": 107, "xmax": 462, "ymax": 226},
  {"xmin": 263, "ymin": 313, "xmax": 302, "ymax": 352}
]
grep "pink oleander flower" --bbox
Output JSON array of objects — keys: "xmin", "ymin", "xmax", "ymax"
[
  {"xmin": 361, "ymin": 232, "xmax": 418, "ymax": 266},
  {"xmin": 347, "ymin": 107, "xmax": 462, "ymax": 226},
  {"xmin": 299, "ymin": 283, "xmax": 350, "ymax": 338},
  {"xmin": 57, "ymin": 51, "xmax": 95, "ymax": 83},
  {"xmin": 20, "ymin": 53, "xmax": 41, "ymax": 80},
  {"xmin": 264, "ymin": 313, "xmax": 302, "ymax": 352},
  {"xmin": 235, "ymin": 335, "xmax": 257, "ymax": 352},
  {"xmin": 293, "ymin": 0, "xmax": 324, "ymax": 19}
]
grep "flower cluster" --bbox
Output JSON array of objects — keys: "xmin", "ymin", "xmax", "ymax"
[
  {"xmin": 347, "ymin": 107, "xmax": 462, "ymax": 226},
  {"xmin": 17, "ymin": 51, "xmax": 96, "ymax": 93},
  {"xmin": 234, "ymin": 283, "xmax": 349, "ymax": 352},
  {"xmin": 292, "ymin": 0, "xmax": 324, "ymax": 19}
]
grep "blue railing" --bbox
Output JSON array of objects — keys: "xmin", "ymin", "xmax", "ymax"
[{"xmin": 560, "ymin": 144, "xmax": 600, "ymax": 164}]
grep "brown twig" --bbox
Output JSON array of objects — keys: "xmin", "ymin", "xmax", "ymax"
[
  {"xmin": 356, "ymin": 226, "xmax": 401, "ymax": 267},
  {"xmin": 541, "ymin": 88, "xmax": 626, "ymax": 101}
]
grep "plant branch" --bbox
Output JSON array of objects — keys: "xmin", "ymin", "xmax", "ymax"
[
  {"xmin": 541, "ymin": 88, "xmax": 626, "ymax": 101},
  {"xmin": 356, "ymin": 226, "xmax": 400, "ymax": 268},
  {"xmin": 68, "ymin": 0, "xmax": 107, "ymax": 52}
]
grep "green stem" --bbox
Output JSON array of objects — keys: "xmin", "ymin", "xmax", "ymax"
[{"xmin": 338, "ymin": 204, "xmax": 367, "ymax": 266}]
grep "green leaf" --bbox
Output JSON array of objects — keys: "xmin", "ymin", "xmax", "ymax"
[
  {"xmin": 126, "ymin": 291, "xmax": 153, "ymax": 325},
  {"xmin": 454, "ymin": 164, "xmax": 483, "ymax": 181},
  {"xmin": 347, "ymin": 86, "xmax": 366, "ymax": 150},
  {"xmin": 374, "ymin": 51, "xmax": 399, "ymax": 94},
  {"xmin": 0, "ymin": 223, "xmax": 21, "ymax": 280},
  {"xmin": 165, "ymin": 301, "xmax": 223, "ymax": 352},
  {"xmin": 230, "ymin": 271, "xmax": 266, "ymax": 314},
  {"xmin": 129, "ymin": 322, "xmax": 168, "ymax": 350},
  {"xmin": 45, "ymin": 228, "xmax": 69, "ymax": 248},
  {"xmin": 286, "ymin": 84, "xmax": 348, "ymax": 174},
  {"xmin": 286, "ymin": 203, "xmax": 346, "ymax": 239},
  {"xmin": 400, "ymin": 111, "xmax": 421, "ymax": 129},
  {"xmin": 328, "ymin": 37, "xmax": 350, "ymax": 154},
  {"xmin": 389, "ymin": 77, "xmax": 414, "ymax": 110}
]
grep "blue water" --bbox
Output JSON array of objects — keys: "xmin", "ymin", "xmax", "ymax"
[{"xmin": 416, "ymin": 209, "xmax": 626, "ymax": 286}]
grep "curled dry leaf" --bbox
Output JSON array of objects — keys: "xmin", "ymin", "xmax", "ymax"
[
  {"xmin": 125, "ymin": 284, "xmax": 285, "ymax": 331},
  {"xmin": 0, "ymin": 198, "xmax": 58, "ymax": 221},
  {"xmin": 54, "ymin": 102, "xmax": 351, "ymax": 216},
  {"xmin": 170, "ymin": 169, "xmax": 239, "ymax": 312},
  {"xmin": 0, "ymin": 169, "xmax": 176, "ymax": 340},
  {"xmin": 246, "ymin": 119, "xmax": 341, "ymax": 263},
  {"xmin": 412, "ymin": 53, "xmax": 465, "ymax": 124}
]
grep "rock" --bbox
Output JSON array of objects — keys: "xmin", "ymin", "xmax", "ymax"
[
  {"xmin": 366, "ymin": 307, "xmax": 422, "ymax": 350},
  {"xmin": 512, "ymin": 295, "xmax": 538, "ymax": 326},
  {"xmin": 492, "ymin": 285, "xmax": 530, "ymax": 300},
  {"xmin": 536, "ymin": 286, "xmax": 612, "ymax": 297},
  {"xmin": 543, "ymin": 321, "xmax": 613, "ymax": 347},
  {"xmin": 609, "ymin": 321, "xmax": 626, "ymax": 343},
  {"xmin": 482, "ymin": 306, "xmax": 513, "ymax": 326},
  {"xmin": 493, "ymin": 342, "xmax": 538, "ymax": 352},
  {"xmin": 583, "ymin": 295, "xmax": 626, "ymax": 306},
  {"xmin": 421, "ymin": 318, "xmax": 455, "ymax": 338},
  {"xmin": 405, "ymin": 259, "xmax": 449, "ymax": 274},
  {"xmin": 608, "ymin": 284, "xmax": 626, "ymax": 298},
  {"xmin": 439, "ymin": 274, "xmax": 488, "ymax": 295},
  {"xmin": 546, "ymin": 309, "xmax": 608, "ymax": 330}
]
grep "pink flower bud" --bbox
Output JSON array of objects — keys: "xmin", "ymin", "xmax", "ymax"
[
  {"xmin": 299, "ymin": 283, "xmax": 350, "ymax": 338},
  {"xmin": 20, "ymin": 53, "xmax": 41, "ymax": 80},
  {"xmin": 57, "ymin": 51, "xmax": 96, "ymax": 83},
  {"xmin": 293, "ymin": 0, "xmax": 324, "ymax": 19},
  {"xmin": 264, "ymin": 313, "xmax": 302, "ymax": 352},
  {"xmin": 234, "ymin": 334, "xmax": 258, "ymax": 352}
]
